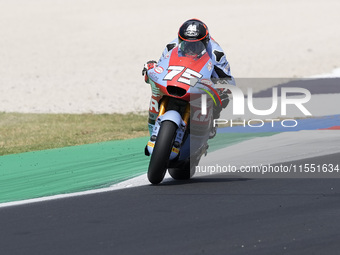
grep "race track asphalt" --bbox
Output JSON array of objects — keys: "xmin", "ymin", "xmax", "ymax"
[{"xmin": 1, "ymin": 152, "xmax": 340, "ymax": 255}]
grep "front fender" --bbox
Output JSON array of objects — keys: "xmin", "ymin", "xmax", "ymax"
[
  {"xmin": 160, "ymin": 110, "xmax": 182, "ymax": 127},
  {"xmin": 147, "ymin": 110, "xmax": 186, "ymax": 159}
]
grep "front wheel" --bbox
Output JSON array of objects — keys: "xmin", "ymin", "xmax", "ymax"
[{"xmin": 147, "ymin": 120, "xmax": 177, "ymax": 184}]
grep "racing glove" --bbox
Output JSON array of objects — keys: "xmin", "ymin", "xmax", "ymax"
[
  {"xmin": 212, "ymin": 78, "xmax": 231, "ymax": 119},
  {"xmin": 219, "ymin": 90, "xmax": 230, "ymax": 109},
  {"xmin": 142, "ymin": 60, "xmax": 157, "ymax": 83},
  {"xmin": 213, "ymin": 78, "xmax": 231, "ymax": 109}
]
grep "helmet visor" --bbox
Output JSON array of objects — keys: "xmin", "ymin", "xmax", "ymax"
[{"xmin": 179, "ymin": 41, "xmax": 206, "ymax": 58}]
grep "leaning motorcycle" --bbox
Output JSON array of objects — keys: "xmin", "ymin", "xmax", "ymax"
[{"xmin": 145, "ymin": 41, "xmax": 217, "ymax": 184}]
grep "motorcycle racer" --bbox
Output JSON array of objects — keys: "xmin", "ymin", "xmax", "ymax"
[{"xmin": 143, "ymin": 18, "xmax": 235, "ymax": 137}]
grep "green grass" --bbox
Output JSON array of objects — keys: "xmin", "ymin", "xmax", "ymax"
[{"xmin": 0, "ymin": 112, "xmax": 149, "ymax": 156}]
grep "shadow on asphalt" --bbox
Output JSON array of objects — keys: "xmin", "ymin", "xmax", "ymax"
[{"xmin": 151, "ymin": 175, "xmax": 252, "ymax": 186}]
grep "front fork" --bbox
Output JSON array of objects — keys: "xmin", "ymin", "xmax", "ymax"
[{"xmin": 146, "ymin": 98, "xmax": 190, "ymax": 159}]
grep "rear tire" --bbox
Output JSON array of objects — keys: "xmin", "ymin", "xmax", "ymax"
[
  {"xmin": 147, "ymin": 120, "xmax": 177, "ymax": 184},
  {"xmin": 168, "ymin": 168, "xmax": 193, "ymax": 180},
  {"xmin": 168, "ymin": 159, "xmax": 196, "ymax": 180}
]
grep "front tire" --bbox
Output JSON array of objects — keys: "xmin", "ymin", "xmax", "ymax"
[{"xmin": 147, "ymin": 120, "xmax": 177, "ymax": 184}]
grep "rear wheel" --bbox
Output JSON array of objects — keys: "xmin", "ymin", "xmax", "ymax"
[
  {"xmin": 168, "ymin": 141, "xmax": 209, "ymax": 181},
  {"xmin": 147, "ymin": 120, "xmax": 177, "ymax": 184},
  {"xmin": 168, "ymin": 158, "xmax": 196, "ymax": 180},
  {"xmin": 168, "ymin": 167, "xmax": 194, "ymax": 180}
]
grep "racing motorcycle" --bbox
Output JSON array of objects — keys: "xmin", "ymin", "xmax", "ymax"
[{"xmin": 145, "ymin": 41, "xmax": 218, "ymax": 184}]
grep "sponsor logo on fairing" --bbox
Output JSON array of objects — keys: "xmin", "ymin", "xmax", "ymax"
[
  {"xmin": 207, "ymin": 61, "xmax": 213, "ymax": 71},
  {"xmin": 154, "ymin": 66, "xmax": 164, "ymax": 74}
]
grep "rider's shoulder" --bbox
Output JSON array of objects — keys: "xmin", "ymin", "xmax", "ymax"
[
  {"xmin": 208, "ymin": 38, "xmax": 226, "ymax": 63},
  {"xmin": 209, "ymin": 37, "xmax": 220, "ymax": 47},
  {"xmin": 165, "ymin": 38, "xmax": 178, "ymax": 52}
]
